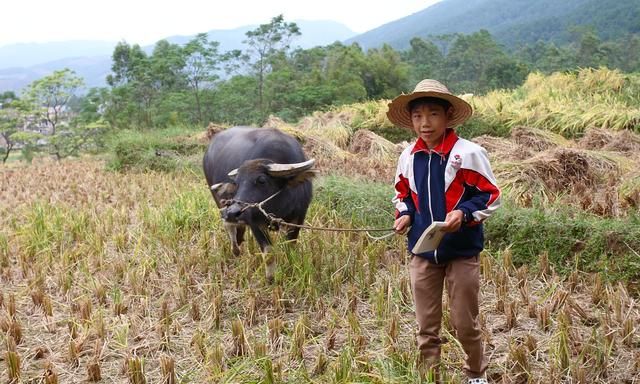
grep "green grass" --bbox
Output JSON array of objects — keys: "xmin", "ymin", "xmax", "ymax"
[
  {"xmin": 456, "ymin": 115, "xmax": 511, "ymax": 139},
  {"xmin": 105, "ymin": 127, "xmax": 207, "ymax": 172},
  {"xmin": 485, "ymin": 199, "xmax": 640, "ymax": 282},
  {"xmin": 312, "ymin": 175, "xmax": 395, "ymax": 230},
  {"xmin": 316, "ymin": 176, "xmax": 640, "ymax": 284}
]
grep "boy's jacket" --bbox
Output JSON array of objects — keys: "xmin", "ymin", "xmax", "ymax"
[{"xmin": 393, "ymin": 129, "xmax": 501, "ymax": 263}]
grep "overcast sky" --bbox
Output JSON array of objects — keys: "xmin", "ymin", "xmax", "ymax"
[{"xmin": 0, "ymin": 0, "xmax": 440, "ymax": 47}]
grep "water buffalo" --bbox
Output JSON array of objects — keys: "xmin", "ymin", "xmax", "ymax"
[{"xmin": 203, "ymin": 126, "xmax": 315, "ymax": 280}]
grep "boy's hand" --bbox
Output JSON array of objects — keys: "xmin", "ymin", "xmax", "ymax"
[
  {"xmin": 393, "ymin": 215, "xmax": 411, "ymax": 234},
  {"xmin": 442, "ymin": 209, "xmax": 464, "ymax": 232}
]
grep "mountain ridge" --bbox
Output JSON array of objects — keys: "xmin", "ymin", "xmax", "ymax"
[
  {"xmin": 0, "ymin": 20, "xmax": 356, "ymax": 92},
  {"xmin": 346, "ymin": 0, "xmax": 640, "ymax": 49}
]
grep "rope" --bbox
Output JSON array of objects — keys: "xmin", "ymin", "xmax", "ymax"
[{"xmin": 224, "ymin": 190, "xmax": 397, "ymax": 241}]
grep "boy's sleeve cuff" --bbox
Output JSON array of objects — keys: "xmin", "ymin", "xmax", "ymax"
[
  {"xmin": 457, "ymin": 206, "xmax": 472, "ymax": 224},
  {"xmin": 397, "ymin": 210, "xmax": 413, "ymax": 222}
]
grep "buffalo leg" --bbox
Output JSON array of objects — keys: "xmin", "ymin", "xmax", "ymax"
[
  {"xmin": 224, "ymin": 221, "xmax": 243, "ymax": 256},
  {"xmin": 285, "ymin": 221, "xmax": 302, "ymax": 243},
  {"xmin": 236, "ymin": 226, "xmax": 246, "ymax": 248},
  {"xmin": 286, "ymin": 215, "xmax": 304, "ymax": 243}
]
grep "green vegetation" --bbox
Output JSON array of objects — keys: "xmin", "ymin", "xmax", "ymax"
[
  {"xmin": 84, "ymin": 19, "xmax": 637, "ymax": 131},
  {"xmin": 485, "ymin": 200, "xmax": 640, "ymax": 281},
  {"xmin": 106, "ymin": 127, "xmax": 206, "ymax": 172},
  {"xmin": 3, "ymin": 14, "xmax": 640, "ymax": 159},
  {"xmin": 314, "ymin": 175, "xmax": 395, "ymax": 230}
]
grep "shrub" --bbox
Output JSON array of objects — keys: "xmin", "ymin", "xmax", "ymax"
[
  {"xmin": 107, "ymin": 129, "xmax": 206, "ymax": 172},
  {"xmin": 485, "ymin": 200, "xmax": 640, "ymax": 281}
]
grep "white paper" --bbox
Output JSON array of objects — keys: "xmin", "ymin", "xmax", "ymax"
[{"xmin": 411, "ymin": 221, "xmax": 447, "ymax": 254}]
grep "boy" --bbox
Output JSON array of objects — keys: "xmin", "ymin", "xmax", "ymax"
[{"xmin": 388, "ymin": 79, "xmax": 501, "ymax": 384}]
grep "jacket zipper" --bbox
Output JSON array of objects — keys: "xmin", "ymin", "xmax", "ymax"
[{"xmin": 427, "ymin": 152, "xmax": 439, "ymax": 264}]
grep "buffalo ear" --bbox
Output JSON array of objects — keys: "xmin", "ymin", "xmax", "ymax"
[
  {"xmin": 287, "ymin": 169, "xmax": 318, "ymax": 187},
  {"xmin": 211, "ymin": 182, "xmax": 237, "ymax": 196},
  {"xmin": 211, "ymin": 182, "xmax": 224, "ymax": 193}
]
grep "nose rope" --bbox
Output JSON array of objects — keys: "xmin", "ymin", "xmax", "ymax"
[
  {"xmin": 220, "ymin": 189, "xmax": 396, "ymax": 241},
  {"xmin": 219, "ymin": 189, "xmax": 282, "ymax": 212},
  {"xmin": 241, "ymin": 190, "xmax": 282, "ymax": 213}
]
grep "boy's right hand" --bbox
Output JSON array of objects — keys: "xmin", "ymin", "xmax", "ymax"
[{"xmin": 393, "ymin": 215, "xmax": 411, "ymax": 234}]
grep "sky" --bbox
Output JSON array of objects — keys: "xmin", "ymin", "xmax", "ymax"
[{"xmin": 0, "ymin": 0, "xmax": 440, "ymax": 47}]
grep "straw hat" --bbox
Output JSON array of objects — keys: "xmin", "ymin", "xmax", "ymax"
[{"xmin": 387, "ymin": 79, "xmax": 473, "ymax": 129}]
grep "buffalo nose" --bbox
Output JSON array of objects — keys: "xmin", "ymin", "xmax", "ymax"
[{"xmin": 224, "ymin": 204, "xmax": 243, "ymax": 221}]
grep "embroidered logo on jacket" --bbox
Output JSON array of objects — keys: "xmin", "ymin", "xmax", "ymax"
[{"xmin": 451, "ymin": 154, "xmax": 462, "ymax": 170}]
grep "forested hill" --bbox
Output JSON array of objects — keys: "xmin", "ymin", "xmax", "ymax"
[{"xmin": 347, "ymin": 0, "xmax": 640, "ymax": 50}]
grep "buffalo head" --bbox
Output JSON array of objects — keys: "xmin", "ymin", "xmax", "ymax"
[{"xmin": 223, "ymin": 158, "xmax": 316, "ymax": 223}]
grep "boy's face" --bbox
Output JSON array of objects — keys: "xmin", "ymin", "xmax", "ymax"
[{"xmin": 410, "ymin": 103, "xmax": 450, "ymax": 148}]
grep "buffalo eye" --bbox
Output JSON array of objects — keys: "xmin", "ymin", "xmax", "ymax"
[{"xmin": 256, "ymin": 175, "xmax": 267, "ymax": 185}]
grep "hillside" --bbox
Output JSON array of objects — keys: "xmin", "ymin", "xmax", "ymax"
[
  {"xmin": 347, "ymin": 0, "xmax": 640, "ymax": 50},
  {"xmin": 0, "ymin": 56, "xmax": 113, "ymax": 91},
  {"xmin": 0, "ymin": 20, "xmax": 355, "ymax": 92}
]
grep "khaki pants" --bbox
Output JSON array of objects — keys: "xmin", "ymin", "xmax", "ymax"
[{"xmin": 409, "ymin": 255, "xmax": 488, "ymax": 378}]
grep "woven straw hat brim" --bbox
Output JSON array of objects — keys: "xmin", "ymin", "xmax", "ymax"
[{"xmin": 386, "ymin": 91, "xmax": 473, "ymax": 129}]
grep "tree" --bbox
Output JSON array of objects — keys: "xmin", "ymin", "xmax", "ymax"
[
  {"xmin": 431, "ymin": 34, "xmax": 458, "ymax": 56},
  {"xmin": 69, "ymin": 87, "xmax": 111, "ymax": 152},
  {"xmin": 403, "ymin": 37, "xmax": 445, "ymax": 85},
  {"xmin": 210, "ymin": 75, "xmax": 261, "ymax": 125},
  {"xmin": 181, "ymin": 33, "xmax": 223, "ymax": 124},
  {"xmin": 484, "ymin": 57, "xmax": 529, "ymax": 90},
  {"xmin": 363, "ymin": 44, "xmax": 410, "ymax": 99},
  {"xmin": 270, "ymin": 46, "xmax": 338, "ymax": 120},
  {"xmin": 519, "ymin": 41, "xmax": 575, "ymax": 73},
  {"xmin": 10, "ymin": 131, "xmax": 43, "ymax": 163},
  {"xmin": 611, "ymin": 34, "xmax": 640, "ymax": 72},
  {"xmin": 23, "ymin": 69, "xmax": 85, "ymax": 159},
  {"xmin": 150, "ymin": 40, "xmax": 186, "ymax": 92},
  {"xmin": 443, "ymin": 30, "xmax": 526, "ymax": 93},
  {"xmin": 243, "ymin": 15, "xmax": 301, "ymax": 122},
  {"xmin": 573, "ymin": 28, "xmax": 608, "ymax": 68},
  {"xmin": 0, "ymin": 92, "xmax": 45, "ymax": 164},
  {"xmin": 0, "ymin": 92, "xmax": 21, "ymax": 163},
  {"xmin": 106, "ymin": 42, "xmax": 155, "ymax": 128},
  {"xmin": 107, "ymin": 42, "xmax": 148, "ymax": 87},
  {"xmin": 322, "ymin": 43, "xmax": 368, "ymax": 104},
  {"xmin": 23, "ymin": 69, "xmax": 84, "ymax": 136}
]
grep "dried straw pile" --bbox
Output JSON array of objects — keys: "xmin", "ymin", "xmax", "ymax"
[
  {"xmin": 261, "ymin": 114, "xmax": 402, "ymax": 183},
  {"xmin": 493, "ymin": 127, "xmax": 639, "ymax": 215},
  {"xmin": 472, "ymin": 135, "xmax": 532, "ymax": 160},
  {"xmin": 297, "ymin": 110, "xmax": 354, "ymax": 149},
  {"xmin": 205, "ymin": 122, "xmax": 227, "ymax": 141},
  {"xmin": 262, "ymin": 115, "xmax": 306, "ymax": 141},
  {"xmin": 510, "ymin": 126, "xmax": 570, "ymax": 151},
  {"xmin": 348, "ymin": 129, "xmax": 403, "ymax": 163},
  {"xmin": 578, "ymin": 127, "xmax": 640, "ymax": 152}
]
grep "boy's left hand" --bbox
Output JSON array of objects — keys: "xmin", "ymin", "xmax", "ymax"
[{"xmin": 442, "ymin": 209, "xmax": 464, "ymax": 232}]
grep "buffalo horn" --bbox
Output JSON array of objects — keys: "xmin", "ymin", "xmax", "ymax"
[{"xmin": 266, "ymin": 159, "xmax": 316, "ymax": 177}]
